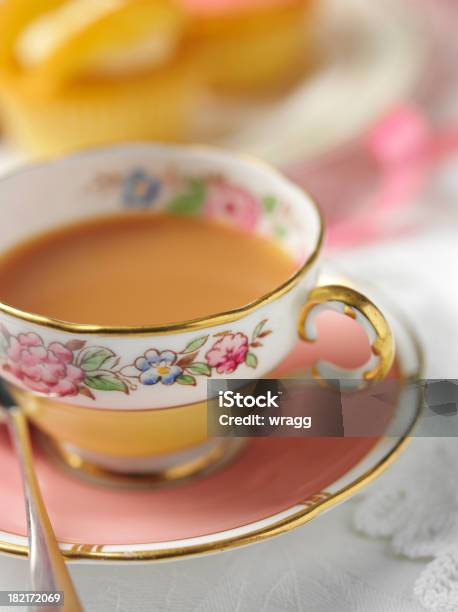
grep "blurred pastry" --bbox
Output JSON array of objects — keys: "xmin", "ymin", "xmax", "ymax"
[
  {"xmin": 183, "ymin": 0, "xmax": 316, "ymax": 93},
  {"xmin": 0, "ymin": 0, "xmax": 199, "ymax": 157}
]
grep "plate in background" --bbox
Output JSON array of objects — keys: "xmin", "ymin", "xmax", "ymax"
[{"xmin": 201, "ymin": 0, "xmax": 428, "ymax": 165}]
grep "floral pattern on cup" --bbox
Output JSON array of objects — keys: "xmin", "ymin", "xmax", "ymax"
[
  {"xmin": 122, "ymin": 168, "xmax": 161, "ymax": 208},
  {"xmin": 202, "ymin": 178, "xmax": 261, "ymax": 231},
  {"xmin": 89, "ymin": 168, "xmax": 286, "ymax": 238},
  {"xmin": 0, "ymin": 320, "xmax": 272, "ymax": 398},
  {"xmin": 134, "ymin": 350, "xmax": 183, "ymax": 386},
  {"xmin": 4, "ymin": 331, "xmax": 85, "ymax": 397},
  {"xmin": 205, "ymin": 333, "xmax": 249, "ymax": 374}
]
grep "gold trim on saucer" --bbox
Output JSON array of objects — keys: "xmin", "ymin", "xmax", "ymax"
[
  {"xmin": 68, "ymin": 544, "xmax": 104, "ymax": 555},
  {"xmin": 0, "ymin": 143, "xmax": 324, "ymax": 336},
  {"xmin": 38, "ymin": 434, "xmax": 246, "ymax": 489},
  {"xmin": 300, "ymin": 491, "xmax": 332, "ymax": 508}
]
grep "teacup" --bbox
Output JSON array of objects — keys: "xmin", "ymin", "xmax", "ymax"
[{"xmin": 0, "ymin": 144, "xmax": 395, "ymax": 484}]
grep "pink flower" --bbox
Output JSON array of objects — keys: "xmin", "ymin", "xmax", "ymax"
[
  {"xmin": 6, "ymin": 332, "xmax": 84, "ymax": 397},
  {"xmin": 205, "ymin": 333, "xmax": 249, "ymax": 374},
  {"xmin": 203, "ymin": 180, "xmax": 261, "ymax": 231}
]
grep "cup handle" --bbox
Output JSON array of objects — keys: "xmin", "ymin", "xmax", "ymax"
[{"xmin": 298, "ymin": 285, "xmax": 395, "ymax": 388}]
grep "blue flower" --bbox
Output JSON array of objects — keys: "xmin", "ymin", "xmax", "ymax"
[
  {"xmin": 123, "ymin": 168, "xmax": 161, "ymax": 207},
  {"xmin": 135, "ymin": 349, "xmax": 182, "ymax": 386}
]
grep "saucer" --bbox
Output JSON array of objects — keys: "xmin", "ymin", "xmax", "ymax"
[{"xmin": 0, "ymin": 279, "xmax": 423, "ymax": 563}]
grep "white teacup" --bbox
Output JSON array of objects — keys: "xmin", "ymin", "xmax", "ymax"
[{"xmin": 0, "ymin": 144, "xmax": 394, "ymax": 483}]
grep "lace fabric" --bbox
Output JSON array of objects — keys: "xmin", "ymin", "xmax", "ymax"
[{"xmin": 355, "ymin": 438, "xmax": 458, "ymax": 611}]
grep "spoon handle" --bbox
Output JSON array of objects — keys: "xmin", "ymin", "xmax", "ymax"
[{"xmin": 7, "ymin": 407, "xmax": 83, "ymax": 612}]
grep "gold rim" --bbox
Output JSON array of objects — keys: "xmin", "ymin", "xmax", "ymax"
[
  {"xmin": 0, "ymin": 143, "xmax": 325, "ymax": 336},
  {"xmin": 0, "ymin": 317, "xmax": 423, "ymax": 561}
]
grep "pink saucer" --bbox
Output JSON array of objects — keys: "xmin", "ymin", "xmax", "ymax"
[{"xmin": 0, "ymin": 306, "xmax": 423, "ymax": 562}]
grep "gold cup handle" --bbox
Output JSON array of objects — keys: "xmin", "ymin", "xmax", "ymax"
[{"xmin": 298, "ymin": 285, "xmax": 395, "ymax": 388}]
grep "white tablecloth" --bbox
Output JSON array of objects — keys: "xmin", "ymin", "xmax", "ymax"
[{"xmin": 0, "ymin": 153, "xmax": 456, "ymax": 611}]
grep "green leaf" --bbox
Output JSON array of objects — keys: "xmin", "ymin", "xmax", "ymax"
[
  {"xmin": 79, "ymin": 347, "xmax": 116, "ymax": 371},
  {"xmin": 186, "ymin": 362, "xmax": 212, "ymax": 376},
  {"xmin": 274, "ymin": 225, "xmax": 288, "ymax": 239},
  {"xmin": 245, "ymin": 352, "xmax": 258, "ymax": 369},
  {"xmin": 263, "ymin": 195, "xmax": 277, "ymax": 213},
  {"xmin": 182, "ymin": 335, "xmax": 209, "ymax": 354},
  {"xmin": 252, "ymin": 319, "xmax": 267, "ymax": 340},
  {"xmin": 167, "ymin": 178, "xmax": 206, "ymax": 215},
  {"xmin": 176, "ymin": 374, "xmax": 197, "ymax": 386},
  {"xmin": 84, "ymin": 374, "xmax": 128, "ymax": 393}
]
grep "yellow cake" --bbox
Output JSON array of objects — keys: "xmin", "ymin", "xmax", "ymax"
[
  {"xmin": 0, "ymin": 0, "xmax": 200, "ymax": 157},
  {"xmin": 183, "ymin": 0, "xmax": 316, "ymax": 93},
  {"xmin": 0, "ymin": 0, "xmax": 318, "ymax": 156}
]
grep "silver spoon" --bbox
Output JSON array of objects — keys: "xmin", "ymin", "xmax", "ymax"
[{"xmin": 0, "ymin": 378, "xmax": 83, "ymax": 612}]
